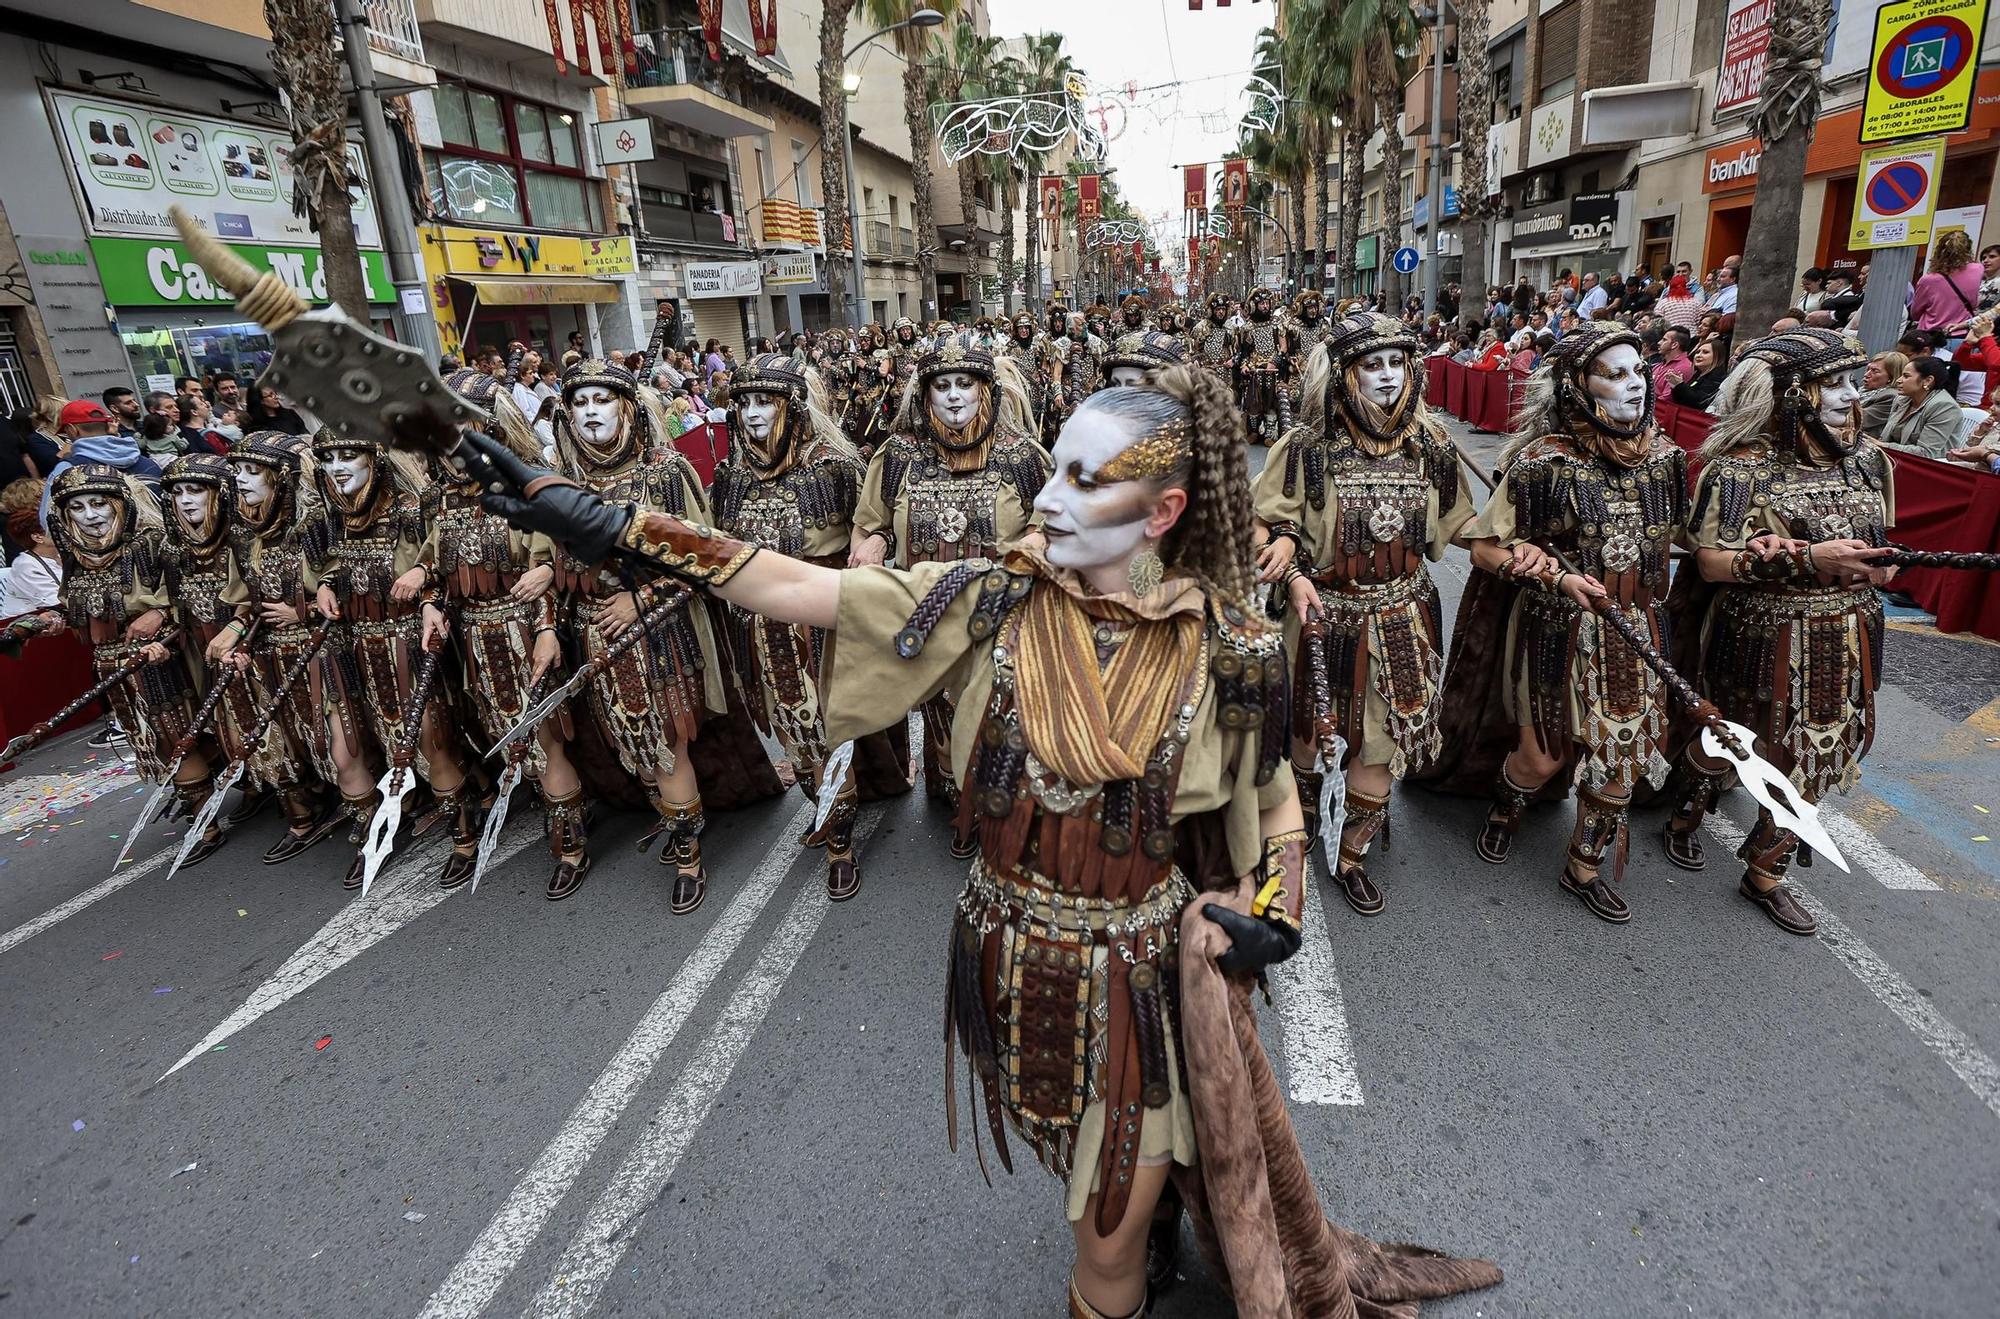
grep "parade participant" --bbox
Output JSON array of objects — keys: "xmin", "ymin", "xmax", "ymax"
[
  {"xmin": 457, "ymin": 367, "xmax": 1502, "ymax": 1319},
  {"xmin": 1432, "ymin": 322, "xmax": 1688, "ymax": 924},
  {"xmin": 311, "ymin": 428, "xmax": 481, "ymax": 891},
  {"xmin": 547, "ymin": 357, "xmax": 728, "ymax": 912},
  {"xmin": 847, "ymin": 323, "xmax": 894, "ymax": 456},
  {"xmin": 850, "ymin": 332, "xmax": 1049, "ymax": 823},
  {"xmin": 999, "ymin": 309, "xmax": 1062, "ymax": 441},
  {"xmin": 50, "ymin": 463, "xmax": 228, "ymax": 864},
  {"xmin": 1189, "ymin": 293, "xmax": 1234, "ymax": 382},
  {"xmin": 1233, "ymin": 287, "xmax": 1292, "ymax": 444},
  {"xmin": 1659, "ymin": 328, "xmax": 1895, "ymax": 934},
  {"xmin": 885, "ymin": 315, "xmax": 924, "ymax": 398},
  {"xmin": 1287, "ymin": 290, "xmax": 1329, "ymax": 360},
  {"xmin": 1099, "ymin": 329, "xmax": 1187, "ymax": 391},
  {"xmin": 1045, "ymin": 300, "xmax": 1070, "ymax": 341},
  {"xmin": 1085, "ymin": 302, "xmax": 1113, "ymax": 342},
  {"xmin": 1055, "ymin": 312, "xmax": 1109, "ymax": 433},
  {"xmin": 1252, "ymin": 313, "xmax": 1472, "ymax": 914},
  {"xmin": 429, "ymin": 369, "xmax": 594, "ymax": 898},
  {"xmin": 1154, "ymin": 304, "xmax": 1188, "ymax": 357},
  {"xmin": 162, "ymin": 454, "xmax": 267, "ymax": 830},
  {"xmin": 714, "ymin": 354, "xmax": 898, "ymax": 900},
  {"xmin": 816, "ymin": 327, "xmax": 856, "ymax": 436},
  {"xmin": 225, "ymin": 432, "xmax": 343, "ymax": 861},
  {"xmin": 1117, "ymin": 293, "xmax": 1150, "ymax": 335}
]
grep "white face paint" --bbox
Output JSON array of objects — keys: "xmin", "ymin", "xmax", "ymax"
[
  {"xmin": 233, "ymin": 464, "xmax": 273, "ymax": 517},
  {"xmin": 1352, "ymin": 349, "xmax": 1408, "ymax": 409},
  {"xmin": 568, "ymin": 385, "xmax": 622, "ymax": 446},
  {"xmin": 172, "ymin": 485, "xmax": 215, "ymax": 536},
  {"xmin": 322, "ymin": 448, "xmax": 373, "ymax": 500},
  {"xmin": 1816, "ymin": 368, "xmax": 1862, "ymax": 430},
  {"xmin": 66, "ymin": 493, "xmax": 119, "ymax": 545},
  {"xmin": 928, "ymin": 373, "xmax": 981, "ymax": 430},
  {"xmin": 736, "ymin": 390, "xmax": 781, "ymax": 444},
  {"xmin": 1033, "ymin": 409, "xmax": 1170, "ymax": 574},
  {"xmin": 1583, "ymin": 344, "xmax": 1647, "ymax": 425},
  {"xmin": 1107, "ymin": 365, "xmax": 1149, "ymax": 388}
]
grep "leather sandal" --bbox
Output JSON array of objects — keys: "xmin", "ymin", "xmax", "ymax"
[
  {"xmin": 825, "ymin": 854, "xmax": 860, "ymax": 902},
  {"xmin": 221, "ymin": 788, "xmax": 273, "ymax": 830},
  {"xmin": 948, "ymin": 821, "xmax": 979, "ymax": 860},
  {"xmin": 669, "ymin": 840, "xmax": 706, "ymax": 914},
  {"xmin": 177, "ymin": 828, "xmax": 227, "ymax": 871},
  {"xmin": 262, "ymin": 808, "xmax": 342, "ymax": 864},
  {"xmin": 1559, "ymin": 865, "xmax": 1630, "ymax": 924},
  {"xmin": 1740, "ymin": 877, "xmax": 1817, "ymax": 936},
  {"xmin": 436, "ymin": 850, "xmax": 477, "ymax": 890},
  {"xmin": 1661, "ymin": 819, "xmax": 1706, "ymax": 871},
  {"xmin": 1336, "ymin": 865, "xmax": 1384, "ymax": 916},
  {"xmin": 546, "ymin": 853, "xmax": 592, "ymax": 901},
  {"xmin": 1476, "ymin": 813, "xmax": 1517, "ymax": 865},
  {"xmin": 342, "ymin": 853, "xmax": 366, "ymax": 890}
]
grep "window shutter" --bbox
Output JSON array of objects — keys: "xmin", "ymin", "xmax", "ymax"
[{"xmin": 1537, "ymin": 3, "xmax": 1580, "ymax": 103}]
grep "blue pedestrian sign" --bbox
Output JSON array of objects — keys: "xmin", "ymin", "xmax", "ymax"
[{"xmin": 1391, "ymin": 246, "xmax": 1421, "ymax": 274}]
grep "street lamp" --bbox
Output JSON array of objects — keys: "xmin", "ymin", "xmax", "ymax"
[{"xmin": 841, "ymin": 8, "xmax": 945, "ymax": 325}]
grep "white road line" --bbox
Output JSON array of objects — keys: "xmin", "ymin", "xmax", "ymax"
[
  {"xmin": 518, "ymin": 807, "xmax": 884, "ymax": 1319},
  {"xmin": 1276, "ymin": 884, "xmax": 1365, "ymax": 1106},
  {"xmin": 414, "ymin": 798, "xmax": 816, "ymax": 1319},
  {"xmin": 156, "ymin": 827, "xmax": 499, "ymax": 1080},
  {"xmin": 0, "ymin": 843, "xmax": 175, "ymax": 958},
  {"xmin": 1705, "ymin": 817, "xmax": 2000, "ymax": 1121},
  {"xmin": 1824, "ymin": 810, "xmax": 1940, "ymax": 891}
]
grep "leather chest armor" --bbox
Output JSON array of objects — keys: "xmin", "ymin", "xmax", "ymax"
[
  {"xmin": 876, "ymin": 435, "xmax": 1043, "ymax": 564},
  {"xmin": 1193, "ymin": 324, "xmax": 1231, "ymax": 372},
  {"xmin": 1239, "ymin": 319, "xmax": 1283, "ymax": 372},
  {"xmin": 167, "ymin": 545, "xmax": 236, "ymax": 638},
  {"xmin": 713, "ymin": 453, "xmax": 860, "ymax": 560},
  {"xmin": 1507, "ymin": 436, "xmax": 1687, "ymax": 606},
  {"xmin": 1285, "ymin": 436, "xmax": 1457, "ymax": 585}
]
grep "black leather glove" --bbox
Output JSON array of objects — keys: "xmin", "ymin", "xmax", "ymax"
[
  {"xmin": 1203, "ymin": 903, "xmax": 1303, "ymax": 977},
  {"xmin": 456, "ymin": 429, "xmax": 632, "ymax": 565}
]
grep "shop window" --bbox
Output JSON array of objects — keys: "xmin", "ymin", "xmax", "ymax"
[{"xmin": 426, "ymin": 79, "xmax": 599, "ymax": 231}]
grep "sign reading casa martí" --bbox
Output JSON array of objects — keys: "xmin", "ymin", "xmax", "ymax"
[{"xmin": 88, "ymin": 236, "xmax": 393, "ymax": 306}]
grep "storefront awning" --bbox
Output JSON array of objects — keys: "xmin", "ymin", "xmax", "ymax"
[{"xmin": 450, "ymin": 276, "xmax": 621, "ymax": 306}]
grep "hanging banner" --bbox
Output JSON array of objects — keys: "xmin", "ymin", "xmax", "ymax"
[
  {"xmin": 590, "ymin": 0, "xmax": 616, "ymax": 77},
  {"xmin": 617, "ymin": 0, "xmax": 638, "ymax": 75},
  {"xmin": 1222, "ymin": 158, "xmax": 1249, "ymax": 218},
  {"xmin": 748, "ymin": 0, "xmax": 777, "ymax": 56},
  {"xmin": 544, "ymin": 0, "xmax": 569, "ymax": 75},
  {"xmin": 1077, "ymin": 175, "xmax": 1101, "ymax": 224},
  {"xmin": 698, "ymin": 0, "xmax": 725, "ymax": 62},
  {"xmin": 568, "ymin": 0, "xmax": 593, "ymax": 74},
  {"xmin": 1130, "ymin": 239, "xmax": 1144, "ymax": 266},
  {"xmin": 1183, "ymin": 164, "xmax": 1207, "ymax": 223}
]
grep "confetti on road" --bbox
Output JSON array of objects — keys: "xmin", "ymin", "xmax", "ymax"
[
  {"xmin": 71, "ymin": 1119, "xmax": 85, "ymax": 1132},
  {"xmin": 100, "ymin": 950, "xmax": 122, "ymax": 961},
  {"xmin": 404, "ymin": 1211, "xmax": 427, "ymax": 1222},
  {"xmin": 1976, "ymin": 805, "xmax": 1990, "ymax": 814},
  {"xmin": 237, "ymin": 909, "xmax": 247, "ymax": 917},
  {"xmin": 1974, "ymin": 836, "xmax": 1990, "ymax": 843},
  {"xmin": 170, "ymin": 1162, "xmax": 198, "ymax": 1178},
  {"xmin": 314, "ymin": 1035, "xmax": 332, "ymax": 1051},
  {"xmin": 152, "ymin": 986, "xmax": 173, "ymax": 994}
]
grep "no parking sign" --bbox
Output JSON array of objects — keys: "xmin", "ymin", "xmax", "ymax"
[
  {"xmin": 1849, "ymin": 137, "xmax": 1944, "ymax": 249},
  {"xmin": 1860, "ymin": 0, "xmax": 1987, "ymax": 144}
]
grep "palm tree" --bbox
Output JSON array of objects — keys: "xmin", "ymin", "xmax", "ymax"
[
  {"xmin": 817, "ymin": 0, "xmax": 859, "ymax": 310},
  {"xmin": 1011, "ymin": 32, "xmax": 1074, "ymax": 314},
  {"xmin": 933, "ymin": 20, "xmax": 1005, "ymax": 315},
  {"xmin": 1332, "ymin": 0, "xmax": 1422, "ymax": 306},
  {"xmin": 1735, "ymin": 0, "xmax": 1835, "ymax": 353},
  {"xmin": 1453, "ymin": 0, "xmax": 1495, "ymax": 318},
  {"xmin": 859, "ymin": 0, "xmax": 960, "ymax": 317},
  {"xmin": 1281, "ymin": 0, "xmax": 1359, "ymax": 292},
  {"xmin": 265, "ymin": 0, "xmax": 366, "ymax": 319}
]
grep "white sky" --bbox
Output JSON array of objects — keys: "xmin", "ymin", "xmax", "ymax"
[{"xmin": 984, "ymin": 0, "xmax": 1272, "ymax": 251}]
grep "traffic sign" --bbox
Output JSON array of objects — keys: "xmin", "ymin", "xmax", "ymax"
[
  {"xmin": 1850, "ymin": 136, "xmax": 1945, "ymax": 249},
  {"xmin": 1391, "ymin": 245, "xmax": 1421, "ymax": 274},
  {"xmin": 1861, "ymin": 0, "xmax": 1988, "ymax": 144}
]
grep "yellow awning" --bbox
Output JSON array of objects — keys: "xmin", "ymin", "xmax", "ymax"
[{"xmin": 452, "ymin": 275, "xmax": 619, "ymax": 306}]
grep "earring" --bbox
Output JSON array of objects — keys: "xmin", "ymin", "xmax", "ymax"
[{"xmin": 1127, "ymin": 546, "xmax": 1163, "ymax": 597}]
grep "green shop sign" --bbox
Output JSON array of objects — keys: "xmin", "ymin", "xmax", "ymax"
[
  {"xmin": 87, "ymin": 237, "xmax": 392, "ymax": 307},
  {"xmin": 1353, "ymin": 235, "xmax": 1379, "ymax": 271}
]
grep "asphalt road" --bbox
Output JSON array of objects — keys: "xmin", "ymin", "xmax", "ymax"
[{"xmin": 4, "ymin": 419, "xmax": 1998, "ymax": 1318}]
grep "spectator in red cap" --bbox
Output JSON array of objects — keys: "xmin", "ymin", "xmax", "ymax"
[{"xmin": 37, "ymin": 397, "xmax": 163, "ymax": 528}]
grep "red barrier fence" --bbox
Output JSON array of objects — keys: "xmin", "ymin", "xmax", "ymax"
[
  {"xmin": 1426, "ymin": 355, "xmax": 2000, "ymax": 642},
  {"xmin": 0, "ymin": 628, "xmax": 101, "ymax": 750}
]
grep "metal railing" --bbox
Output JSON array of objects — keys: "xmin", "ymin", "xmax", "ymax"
[
  {"xmin": 894, "ymin": 228, "xmax": 915, "ymax": 256},
  {"xmin": 628, "ymin": 28, "xmax": 750, "ymax": 106},
  {"xmin": 358, "ymin": 0, "xmax": 425, "ymax": 64},
  {"xmin": 868, "ymin": 220, "xmax": 891, "ymax": 254}
]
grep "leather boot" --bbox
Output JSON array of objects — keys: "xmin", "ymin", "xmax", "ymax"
[
  {"xmin": 1661, "ymin": 761, "xmax": 1726, "ymax": 871},
  {"xmin": 263, "ymin": 783, "xmax": 339, "ymax": 864},
  {"xmin": 1067, "ymin": 1270, "xmax": 1145, "ymax": 1319},
  {"xmin": 1293, "ymin": 762, "xmax": 1324, "ymax": 847},
  {"xmin": 172, "ymin": 776, "xmax": 228, "ymax": 869},
  {"xmin": 920, "ymin": 693, "xmax": 959, "ymax": 809},
  {"xmin": 1334, "ymin": 784, "xmax": 1388, "ymax": 916},
  {"xmin": 543, "ymin": 789, "xmax": 591, "ymax": 901},
  {"xmin": 1477, "ymin": 762, "xmax": 1535, "ymax": 864},
  {"xmin": 1738, "ymin": 810, "xmax": 1816, "ymax": 936},
  {"xmin": 1560, "ymin": 784, "xmax": 1632, "ymax": 924},
  {"xmin": 435, "ymin": 785, "xmax": 481, "ymax": 890},
  {"xmin": 340, "ymin": 789, "xmax": 381, "ymax": 890},
  {"xmin": 222, "ymin": 785, "xmax": 273, "ymax": 829},
  {"xmin": 658, "ymin": 798, "xmax": 707, "ymax": 913},
  {"xmin": 824, "ymin": 797, "xmax": 860, "ymax": 902}
]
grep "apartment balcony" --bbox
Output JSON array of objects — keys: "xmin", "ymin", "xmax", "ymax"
[
  {"xmin": 894, "ymin": 228, "xmax": 916, "ymax": 258},
  {"xmin": 868, "ymin": 221, "xmax": 892, "ymax": 256},
  {"xmin": 625, "ymin": 29, "xmax": 773, "ymax": 137},
  {"xmin": 1404, "ymin": 65, "xmax": 1458, "ymax": 136},
  {"xmin": 28, "ymin": 0, "xmax": 431, "ymax": 87},
  {"xmin": 416, "ymin": 0, "xmax": 604, "ymax": 83},
  {"xmin": 343, "ymin": 0, "xmax": 434, "ymax": 89}
]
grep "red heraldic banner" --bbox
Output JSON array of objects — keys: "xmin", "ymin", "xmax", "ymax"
[
  {"xmin": 544, "ymin": 0, "xmax": 568, "ymax": 75},
  {"xmin": 1040, "ymin": 175, "xmax": 1063, "ymax": 253},
  {"xmin": 748, "ymin": 0, "xmax": 777, "ymax": 56},
  {"xmin": 1222, "ymin": 158, "xmax": 1249, "ymax": 218},
  {"xmin": 591, "ymin": 0, "xmax": 616, "ymax": 76},
  {"xmin": 1183, "ymin": 164, "xmax": 1206, "ymax": 228},
  {"xmin": 568, "ymin": 0, "xmax": 592, "ymax": 74},
  {"xmin": 698, "ymin": 0, "xmax": 724, "ymax": 61},
  {"xmin": 1076, "ymin": 174, "xmax": 1100, "ymax": 253},
  {"xmin": 618, "ymin": 0, "xmax": 637, "ymax": 74}
]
